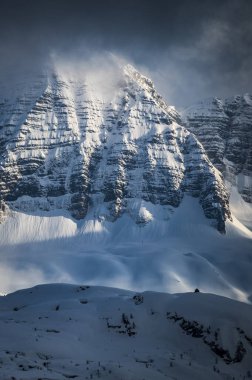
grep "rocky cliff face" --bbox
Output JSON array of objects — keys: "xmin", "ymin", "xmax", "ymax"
[
  {"xmin": 0, "ymin": 64, "xmax": 231, "ymax": 232},
  {"xmin": 184, "ymin": 95, "xmax": 252, "ymax": 203}
]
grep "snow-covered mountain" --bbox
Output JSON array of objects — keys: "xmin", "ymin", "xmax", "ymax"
[
  {"xmin": 0, "ymin": 283, "xmax": 252, "ymax": 380},
  {"xmin": 0, "ymin": 64, "xmax": 230, "ymax": 232},
  {"xmin": 0, "ymin": 62, "xmax": 251, "ymax": 302}
]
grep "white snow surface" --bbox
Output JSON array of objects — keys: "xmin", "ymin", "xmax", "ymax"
[
  {"xmin": 0, "ymin": 283, "xmax": 252, "ymax": 379},
  {"xmin": 0, "ymin": 194, "xmax": 251, "ymax": 303}
]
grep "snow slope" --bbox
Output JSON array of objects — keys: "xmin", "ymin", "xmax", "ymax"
[
  {"xmin": 0, "ymin": 283, "xmax": 252, "ymax": 380},
  {"xmin": 0, "ymin": 195, "xmax": 251, "ymax": 303}
]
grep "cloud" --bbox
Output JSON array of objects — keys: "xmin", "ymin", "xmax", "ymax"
[
  {"xmin": 0, "ymin": 0, "xmax": 251, "ymax": 107},
  {"xmin": 142, "ymin": 6, "xmax": 252, "ymax": 107}
]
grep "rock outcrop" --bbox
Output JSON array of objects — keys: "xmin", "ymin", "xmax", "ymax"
[{"xmin": 184, "ymin": 95, "xmax": 252, "ymax": 203}]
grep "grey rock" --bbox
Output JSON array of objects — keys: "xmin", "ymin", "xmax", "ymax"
[{"xmin": 184, "ymin": 94, "xmax": 252, "ymax": 203}]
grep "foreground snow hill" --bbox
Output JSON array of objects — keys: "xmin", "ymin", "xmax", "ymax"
[{"xmin": 0, "ymin": 284, "xmax": 252, "ymax": 380}]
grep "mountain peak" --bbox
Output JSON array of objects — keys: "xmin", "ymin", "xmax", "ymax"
[{"xmin": 123, "ymin": 63, "xmax": 154, "ymax": 89}]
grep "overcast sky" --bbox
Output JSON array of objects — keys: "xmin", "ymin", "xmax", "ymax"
[{"xmin": 0, "ymin": 0, "xmax": 251, "ymax": 107}]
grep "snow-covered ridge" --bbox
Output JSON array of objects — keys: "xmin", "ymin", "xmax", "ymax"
[
  {"xmin": 0, "ymin": 63, "xmax": 231, "ymax": 231},
  {"xmin": 0, "ymin": 283, "xmax": 252, "ymax": 379}
]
